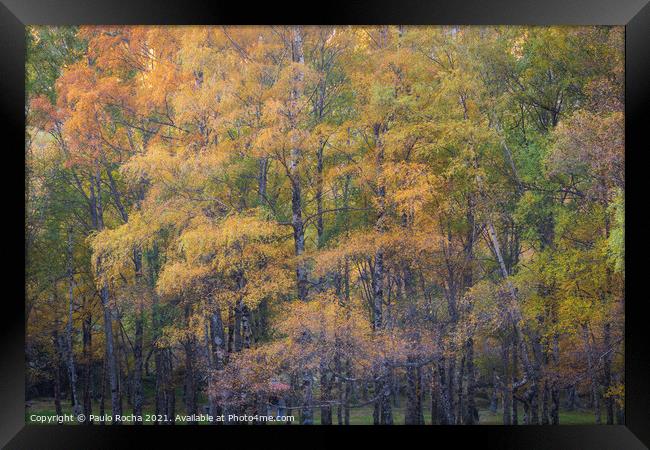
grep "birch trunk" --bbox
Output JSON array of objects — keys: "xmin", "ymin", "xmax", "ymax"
[
  {"xmin": 319, "ymin": 360, "xmax": 332, "ymax": 425},
  {"xmin": 65, "ymin": 230, "xmax": 81, "ymax": 417},
  {"xmin": 436, "ymin": 359, "xmax": 454, "ymax": 424},
  {"xmin": 52, "ymin": 330, "xmax": 63, "ymax": 417},
  {"xmin": 82, "ymin": 312, "xmax": 92, "ymax": 421},
  {"xmin": 603, "ymin": 321, "xmax": 614, "ymax": 424},
  {"xmin": 99, "ymin": 354, "xmax": 106, "ymax": 424},
  {"xmin": 501, "ymin": 342, "xmax": 512, "ymax": 425},
  {"xmin": 183, "ymin": 305, "xmax": 198, "ymax": 424},
  {"xmin": 93, "ymin": 170, "xmax": 122, "ymax": 421},
  {"xmin": 550, "ymin": 333, "xmax": 560, "ymax": 424},
  {"xmin": 371, "ymin": 120, "xmax": 392, "ymax": 424},
  {"xmin": 209, "ymin": 306, "xmax": 226, "ymax": 422},
  {"xmin": 132, "ymin": 249, "xmax": 144, "ymax": 421},
  {"xmin": 583, "ymin": 324, "xmax": 601, "ymax": 424},
  {"xmin": 289, "ymin": 26, "xmax": 308, "ymax": 302}
]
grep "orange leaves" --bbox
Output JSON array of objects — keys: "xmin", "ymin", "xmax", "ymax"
[
  {"xmin": 79, "ymin": 26, "xmax": 152, "ymax": 75},
  {"xmin": 28, "ymin": 95, "xmax": 60, "ymax": 132},
  {"xmin": 53, "ymin": 57, "xmax": 136, "ymax": 168}
]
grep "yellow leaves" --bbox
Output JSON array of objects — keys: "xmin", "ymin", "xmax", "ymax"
[
  {"xmin": 383, "ymin": 161, "xmax": 440, "ymax": 215},
  {"xmin": 604, "ymin": 383, "xmax": 625, "ymax": 408},
  {"xmin": 177, "ymin": 213, "xmax": 281, "ymax": 266},
  {"xmin": 26, "ymin": 26, "xmax": 629, "ymax": 414},
  {"xmin": 136, "ymin": 58, "xmax": 180, "ymax": 112},
  {"xmin": 214, "ymin": 212, "xmax": 286, "ymax": 248},
  {"xmin": 272, "ymin": 62, "xmax": 316, "ymax": 97},
  {"xmin": 510, "ymin": 30, "xmax": 529, "ymax": 60},
  {"xmin": 277, "ymin": 291, "xmax": 357, "ymax": 338},
  {"xmin": 157, "ymin": 211, "xmax": 292, "ymax": 308},
  {"xmin": 243, "ymin": 265, "xmax": 293, "ymax": 307},
  {"xmin": 157, "ymin": 260, "xmax": 211, "ymax": 298},
  {"xmin": 90, "ymin": 210, "xmax": 159, "ymax": 284},
  {"xmin": 312, "ymin": 225, "xmax": 440, "ymax": 279},
  {"xmin": 123, "ymin": 142, "xmax": 176, "ymax": 183}
]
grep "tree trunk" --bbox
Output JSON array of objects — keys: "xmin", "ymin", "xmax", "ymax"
[
  {"xmin": 527, "ymin": 384, "xmax": 540, "ymax": 424},
  {"xmin": 209, "ymin": 306, "xmax": 226, "ymax": 422},
  {"xmin": 583, "ymin": 324, "xmax": 601, "ymax": 424},
  {"xmin": 436, "ymin": 359, "xmax": 454, "ymax": 424},
  {"xmin": 566, "ymin": 384, "xmax": 577, "ymax": 411},
  {"xmin": 371, "ymin": 119, "xmax": 392, "ymax": 424},
  {"xmin": 52, "ymin": 331, "xmax": 63, "ymax": 417},
  {"xmin": 462, "ymin": 200, "xmax": 477, "ymax": 424},
  {"xmin": 336, "ymin": 367, "xmax": 343, "ymax": 425},
  {"xmin": 430, "ymin": 367, "xmax": 439, "ymax": 425},
  {"xmin": 490, "ymin": 368, "xmax": 499, "ymax": 414},
  {"xmin": 288, "ymin": 27, "xmax": 314, "ymax": 425},
  {"xmin": 316, "ymin": 142, "xmax": 324, "ymax": 247},
  {"xmin": 154, "ymin": 335, "xmax": 164, "ymax": 423},
  {"xmin": 456, "ymin": 355, "xmax": 465, "ymax": 424},
  {"xmin": 100, "ymin": 285, "xmax": 121, "ymax": 423},
  {"xmin": 132, "ymin": 250, "xmax": 144, "ymax": 421},
  {"xmin": 93, "ymin": 170, "xmax": 122, "ymax": 422},
  {"xmin": 132, "ymin": 306, "xmax": 144, "ymax": 420},
  {"xmin": 501, "ymin": 342, "xmax": 512, "ymax": 425},
  {"xmin": 117, "ymin": 320, "xmax": 127, "ymax": 414},
  {"xmin": 165, "ymin": 348, "xmax": 176, "ymax": 424},
  {"xmin": 183, "ymin": 305, "xmax": 198, "ymax": 424},
  {"xmin": 405, "ymin": 360, "xmax": 419, "ymax": 424},
  {"xmin": 550, "ymin": 334, "xmax": 560, "ymax": 425},
  {"xmin": 417, "ymin": 365, "xmax": 425, "ymax": 424},
  {"xmin": 344, "ymin": 372, "xmax": 351, "ymax": 425},
  {"xmin": 82, "ymin": 313, "xmax": 92, "ymax": 422},
  {"xmin": 241, "ymin": 304, "xmax": 252, "ymax": 350},
  {"xmin": 603, "ymin": 322, "xmax": 614, "ymax": 424},
  {"xmin": 99, "ymin": 353, "xmax": 106, "ymax": 424},
  {"xmin": 447, "ymin": 356, "xmax": 456, "ymax": 424},
  {"xmin": 614, "ymin": 374, "xmax": 624, "ymax": 425},
  {"xmin": 233, "ymin": 301, "xmax": 243, "ymax": 352},
  {"xmin": 542, "ymin": 379, "xmax": 550, "ymax": 425},
  {"xmin": 258, "ymin": 157, "xmax": 268, "ymax": 207},
  {"xmin": 320, "ymin": 361, "xmax": 332, "ymax": 425},
  {"xmin": 380, "ymin": 365, "xmax": 393, "ymax": 425},
  {"xmin": 64, "ymin": 230, "xmax": 81, "ymax": 417},
  {"xmin": 511, "ymin": 334, "xmax": 519, "ymax": 425},
  {"xmin": 300, "ymin": 369, "xmax": 314, "ymax": 425},
  {"xmin": 183, "ymin": 340, "xmax": 197, "ymax": 423},
  {"xmin": 146, "ymin": 246, "xmax": 166, "ymax": 424},
  {"xmin": 464, "ymin": 337, "xmax": 477, "ymax": 424},
  {"xmin": 289, "ymin": 26, "xmax": 308, "ymax": 302}
]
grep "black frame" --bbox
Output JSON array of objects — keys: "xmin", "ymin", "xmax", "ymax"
[{"xmin": 2, "ymin": 0, "xmax": 649, "ymax": 448}]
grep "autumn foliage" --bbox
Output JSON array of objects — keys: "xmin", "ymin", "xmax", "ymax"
[{"xmin": 26, "ymin": 25, "xmax": 624, "ymax": 425}]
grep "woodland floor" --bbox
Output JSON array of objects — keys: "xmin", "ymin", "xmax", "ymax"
[
  {"xmin": 26, "ymin": 398, "xmax": 597, "ymax": 425},
  {"xmin": 26, "ymin": 377, "xmax": 597, "ymax": 425}
]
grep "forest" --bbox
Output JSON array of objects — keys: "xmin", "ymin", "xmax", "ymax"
[{"xmin": 25, "ymin": 25, "xmax": 625, "ymax": 425}]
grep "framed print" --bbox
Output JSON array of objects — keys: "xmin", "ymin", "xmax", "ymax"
[{"xmin": 2, "ymin": 0, "xmax": 649, "ymax": 448}]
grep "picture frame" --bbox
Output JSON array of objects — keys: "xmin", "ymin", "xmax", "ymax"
[{"xmin": 2, "ymin": 0, "xmax": 648, "ymax": 448}]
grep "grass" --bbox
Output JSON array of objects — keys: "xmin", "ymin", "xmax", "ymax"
[
  {"xmin": 478, "ymin": 409, "xmax": 596, "ymax": 425},
  {"xmin": 26, "ymin": 397, "xmax": 598, "ymax": 425}
]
